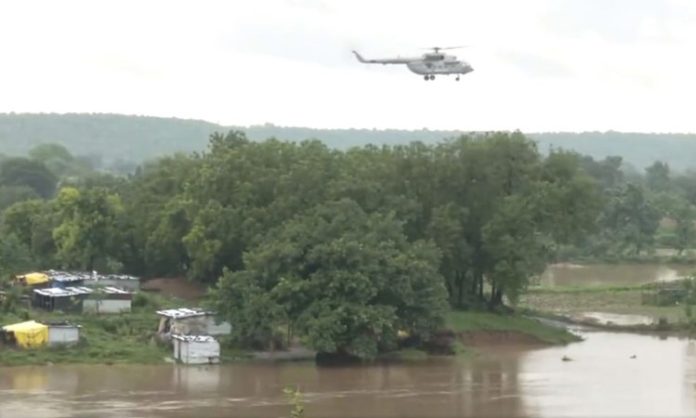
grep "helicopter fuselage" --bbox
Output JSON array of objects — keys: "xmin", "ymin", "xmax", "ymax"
[
  {"xmin": 406, "ymin": 59, "xmax": 472, "ymax": 75},
  {"xmin": 352, "ymin": 50, "xmax": 473, "ymax": 79}
]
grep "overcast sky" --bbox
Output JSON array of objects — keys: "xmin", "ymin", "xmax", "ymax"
[{"xmin": 1, "ymin": 0, "xmax": 695, "ymax": 132}]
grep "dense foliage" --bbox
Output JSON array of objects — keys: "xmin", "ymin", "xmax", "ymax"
[{"xmin": 3, "ymin": 130, "xmax": 696, "ymax": 357}]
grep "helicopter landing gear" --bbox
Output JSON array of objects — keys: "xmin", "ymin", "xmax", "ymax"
[
  {"xmin": 456, "ymin": 75, "xmax": 460, "ymax": 81},
  {"xmin": 424, "ymin": 75, "xmax": 429, "ymax": 81}
]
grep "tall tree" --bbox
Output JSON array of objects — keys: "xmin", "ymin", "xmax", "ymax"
[
  {"xmin": 213, "ymin": 199, "xmax": 449, "ymax": 359},
  {"xmin": 0, "ymin": 157, "xmax": 58, "ymax": 198},
  {"xmin": 52, "ymin": 187, "xmax": 125, "ymax": 271},
  {"xmin": 600, "ymin": 184, "xmax": 661, "ymax": 254}
]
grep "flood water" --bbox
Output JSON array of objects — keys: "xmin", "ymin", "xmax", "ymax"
[
  {"xmin": 539, "ymin": 263, "xmax": 695, "ymax": 287},
  {"xmin": 2, "ymin": 328, "xmax": 696, "ymax": 418}
]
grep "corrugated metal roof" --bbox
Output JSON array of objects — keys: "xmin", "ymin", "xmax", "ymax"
[
  {"xmin": 156, "ymin": 308, "xmax": 213, "ymax": 319},
  {"xmin": 101, "ymin": 286, "xmax": 131, "ymax": 294},
  {"xmin": 43, "ymin": 270, "xmax": 140, "ymax": 282},
  {"xmin": 34, "ymin": 287, "xmax": 92, "ymax": 297},
  {"xmin": 34, "ymin": 286, "xmax": 131, "ymax": 297}
]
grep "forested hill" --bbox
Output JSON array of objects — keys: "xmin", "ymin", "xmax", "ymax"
[{"xmin": 2, "ymin": 113, "xmax": 696, "ymax": 170}]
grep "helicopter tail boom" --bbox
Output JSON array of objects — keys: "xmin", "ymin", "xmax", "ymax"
[
  {"xmin": 352, "ymin": 50, "xmax": 368, "ymax": 63},
  {"xmin": 352, "ymin": 50, "xmax": 412, "ymax": 65}
]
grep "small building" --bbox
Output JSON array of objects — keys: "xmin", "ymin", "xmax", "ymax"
[
  {"xmin": 156, "ymin": 308, "xmax": 231, "ymax": 338},
  {"xmin": 18, "ymin": 270, "xmax": 141, "ymax": 291},
  {"xmin": 172, "ymin": 335, "xmax": 220, "ymax": 364},
  {"xmin": 88, "ymin": 274, "xmax": 140, "ymax": 292},
  {"xmin": 45, "ymin": 270, "xmax": 91, "ymax": 288},
  {"xmin": 44, "ymin": 321, "xmax": 81, "ymax": 346},
  {"xmin": 14, "ymin": 272, "xmax": 51, "ymax": 287},
  {"xmin": 82, "ymin": 286, "xmax": 133, "ymax": 314},
  {"xmin": 1, "ymin": 320, "xmax": 49, "ymax": 349},
  {"xmin": 33, "ymin": 286, "xmax": 132, "ymax": 314},
  {"xmin": 32, "ymin": 287, "xmax": 92, "ymax": 313},
  {"xmin": 93, "ymin": 274, "xmax": 140, "ymax": 292}
]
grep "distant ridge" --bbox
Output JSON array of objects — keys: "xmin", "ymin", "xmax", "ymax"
[{"xmin": 1, "ymin": 113, "xmax": 695, "ymax": 170}]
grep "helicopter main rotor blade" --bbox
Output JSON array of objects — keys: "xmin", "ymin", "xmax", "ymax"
[{"xmin": 420, "ymin": 45, "xmax": 469, "ymax": 50}]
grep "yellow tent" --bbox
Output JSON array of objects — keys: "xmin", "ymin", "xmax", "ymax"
[
  {"xmin": 15, "ymin": 272, "xmax": 49, "ymax": 286},
  {"xmin": 2, "ymin": 321, "xmax": 48, "ymax": 348}
]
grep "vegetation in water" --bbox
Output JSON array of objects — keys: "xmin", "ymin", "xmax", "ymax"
[{"xmin": 283, "ymin": 386, "xmax": 305, "ymax": 418}]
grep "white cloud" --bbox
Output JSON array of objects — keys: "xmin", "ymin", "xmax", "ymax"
[{"xmin": 0, "ymin": 0, "xmax": 694, "ymax": 132}]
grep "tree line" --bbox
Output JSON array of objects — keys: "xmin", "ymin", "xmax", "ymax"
[
  {"xmin": 5, "ymin": 113, "xmax": 696, "ymax": 171},
  {"xmin": 1, "ymin": 131, "xmax": 695, "ymax": 358}
]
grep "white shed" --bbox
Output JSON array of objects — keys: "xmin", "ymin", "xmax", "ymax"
[
  {"xmin": 156, "ymin": 308, "xmax": 231, "ymax": 338},
  {"xmin": 45, "ymin": 323, "xmax": 80, "ymax": 346},
  {"xmin": 172, "ymin": 335, "xmax": 220, "ymax": 365}
]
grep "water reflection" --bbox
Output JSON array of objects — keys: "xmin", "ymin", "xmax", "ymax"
[{"xmin": 2, "ymin": 332, "xmax": 696, "ymax": 418}]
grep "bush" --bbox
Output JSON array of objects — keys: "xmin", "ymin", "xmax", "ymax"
[{"xmin": 132, "ymin": 292, "xmax": 161, "ymax": 309}]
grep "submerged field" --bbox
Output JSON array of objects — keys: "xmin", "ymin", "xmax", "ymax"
[{"xmin": 518, "ymin": 285, "xmax": 692, "ymax": 328}]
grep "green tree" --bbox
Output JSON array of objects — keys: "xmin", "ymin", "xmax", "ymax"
[
  {"xmin": 0, "ymin": 185, "xmax": 40, "ymax": 211},
  {"xmin": 0, "ymin": 233, "xmax": 35, "ymax": 279},
  {"xmin": 52, "ymin": 187, "xmax": 125, "ymax": 270},
  {"xmin": 645, "ymin": 161, "xmax": 671, "ymax": 192},
  {"xmin": 213, "ymin": 199, "xmax": 449, "ymax": 359},
  {"xmin": 0, "ymin": 157, "xmax": 58, "ymax": 198},
  {"xmin": 600, "ymin": 184, "xmax": 661, "ymax": 254},
  {"xmin": 674, "ymin": 203, "xmax": 696, "ymax": 254}
]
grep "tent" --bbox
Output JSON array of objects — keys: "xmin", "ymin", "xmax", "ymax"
[
  {"xmin": 2, "ymin": 321, "xmax": 49, "ymax": 348},
  {"xmin": 15, "ymin": 272, "xmax": 50, "ymax": 286}
]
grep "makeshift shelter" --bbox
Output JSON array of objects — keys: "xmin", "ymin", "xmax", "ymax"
[
  {"xmin": 88, "ymin": 274, "xmax": 140, "ymax": 291},
  {"xmin": 14, "ymin": 272, "xmax": 50, "ymax": 287},
  {"xmin": 156, "ymin": 308, "xmax": 231, "ymax": 338},
  {"xmin": 45, "ymin": 270, "xmax": 89, "ymax": 288},
  {"xmin": 172, "ymin": 335, "xmax": 220, "ymax": 364},
  {"xmin": 44, "ymin": 270, "xmax": 140, "ymax": 291},
  {"xmin": 82, "ymin": 286, "xmax": 133, "ymax": 314},
  {"xmin": 1, "ymin": 321, "xmax": 48, "ymax": 348},
  {"xmin": 32, "ymin": 287, "xmax": 91, "ymax": 313}
]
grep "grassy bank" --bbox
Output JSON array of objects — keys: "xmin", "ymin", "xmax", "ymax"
[
  {"xmin": 445, "ymin": 311, "xmax": 580, "ymax": 344},
  {"xmin": 0, "ymin": 311, "xmax": 170, "ymax": 366},
  {"xmin": 0, "ymin": 293, "xmax": 193, "ymax": 367},
  {"xmin": 1, "ymin": 300, "xmax": 580, "ymax": 367}
]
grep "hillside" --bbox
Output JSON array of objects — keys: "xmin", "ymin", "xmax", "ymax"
[{"xmin": 1, "ymin": 113, "xmax": 695, "ymax": 171}]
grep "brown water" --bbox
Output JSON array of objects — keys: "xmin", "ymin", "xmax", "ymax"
[
  {"xmin": 2, "ymin": 329, "xmax": 696, "ymax": 418},
  {"xmin": 538, "ymin": 263, "xmax": 695, "ymax": 287}
]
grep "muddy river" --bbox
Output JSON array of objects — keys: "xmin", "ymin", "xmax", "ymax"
[
  {"xmin": 1, "ymin": 328, "xmax": 696, "ymax": 418},
  {"xmin": 539, "ymin": 263, "xmax": 695, "ymax": 287}
]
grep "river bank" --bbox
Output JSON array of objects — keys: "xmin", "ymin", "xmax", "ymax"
[{"xmin": 0, "ymin": 306, "xmax": 576, "ymax": 367}]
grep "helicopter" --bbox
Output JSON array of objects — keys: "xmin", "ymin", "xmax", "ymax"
[{"xmin": 352, "ymin": 46, "xmax": 473, "ymax": 81}]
